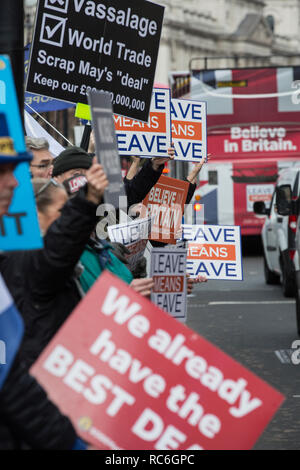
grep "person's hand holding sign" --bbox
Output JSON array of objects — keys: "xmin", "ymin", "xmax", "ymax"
[
  {"xmin": 130, "ymin": 278, "xmax": 154, "ymax": 298},
  {"xmin": 151, "ymin": 144, "xmax": 175, "ymax": 171},
  {"xmin": 187, "ymin": 273, "xmax": 208, "ymax": 294},
  {"xmin": 86, "ymin": 157, "xmax": 109, "ymax": 204}
]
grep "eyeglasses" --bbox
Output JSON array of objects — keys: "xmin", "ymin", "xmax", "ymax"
[
  {"xmin": 30, "ymin": 161, "xmax": 53, "ymax": 169},
  {"xmin": 34, "ymin": 179, "xmax": 60, "ymax": 198}
]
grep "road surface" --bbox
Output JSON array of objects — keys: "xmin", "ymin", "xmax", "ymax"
[{"xmin": 186, "ymin": 253, "xmax": 300, "ymax": 450}]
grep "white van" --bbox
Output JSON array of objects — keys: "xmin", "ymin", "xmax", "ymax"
[
  {"xmin": 292, "ymin": 194, "xmax": 300, "ymax": 335},
  {"xmin": 254, "ymin": 166, "xmax": 300, "ymax": 297}
]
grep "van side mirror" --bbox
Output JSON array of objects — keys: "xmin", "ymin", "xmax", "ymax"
[
  {"xmin": 253, "ymin": 201, "xmax": 270, "ymax": 216},
  {"xmin": 276, "ymin": 186, "xmax": 292, "ymax": 216}
]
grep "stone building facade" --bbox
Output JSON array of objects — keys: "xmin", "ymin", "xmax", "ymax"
[{"xmin": 25, "ymin": 1, "xmax": 300, "ymax": 83}]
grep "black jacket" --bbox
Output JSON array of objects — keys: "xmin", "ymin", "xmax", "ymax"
[
  {"xmin": 0, "ymin": 354, "xmax": 77, "ymax": 450},
  {"xmin": 0, "ymin": 188, "xmax": 99, "ymax": 369},
  {"xmin": 124, "ymin": 159, "xmax": 164, "ymax": 207}
]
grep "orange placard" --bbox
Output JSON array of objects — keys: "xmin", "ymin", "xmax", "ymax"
[
  {"xmin": 141, "ymin": 175, "xmax": 189, "ymax": 244},
  {"xmin": 172, "ymin": 121, "xmax": 202, "ymax": 140},
  {"xmin": 114, "ymin": 112, "xmax": 166, "ymax": 134},
  {"xmin": 187, "ymin": 243, "xmax": 237, "ymax": 261},
  {"xmin": 153, "ymin": 275, "xmax": 184, "ymax": 293}
]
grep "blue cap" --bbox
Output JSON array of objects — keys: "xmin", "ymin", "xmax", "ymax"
[{"xmin": 0, "ymin": 151, "xmax": 32, "ymax": 164}]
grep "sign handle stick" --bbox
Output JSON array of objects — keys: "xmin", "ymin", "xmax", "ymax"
[{"xmin": 80, "ymin": 123, "xmax": 92, "ymax": 152}]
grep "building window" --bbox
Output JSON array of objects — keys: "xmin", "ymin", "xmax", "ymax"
[
  {"xmin": 265, "ymin": 15, "xmax": 275, "ymax": 33},
  {"xmin": 208, "ymin": 171, "xmax": 218, "ymax": 185}
]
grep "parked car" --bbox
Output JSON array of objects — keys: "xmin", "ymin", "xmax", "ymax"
[{"xmin": 254, "ymin": 166, "xmax": 300, "ymax": 298}]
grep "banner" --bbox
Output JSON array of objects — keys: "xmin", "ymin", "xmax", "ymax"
[
  {"xmin": 0, "ymin": 55, "xmax": 43, "ymax": 251},
  {"xmin": 171, "ymin": 99, "xmax": 207, "ymax": 162},
  {"xmin": 150, "ymin": 248, "xmax": 187, "ymax": 321},
  {"xmin": 26, "ymin": 0, "xmax": 165, "ymax": 122},
  {"xmin": 183, "ymin": 224, "xmax": 243, "ymax": 281},
  {"xmin": 108, "ymin": 217, "xmax": 151, "ymax": 270},
  {"xmin": 24, "ymin": 110, "xmax": 65, "ymax": 157},
  {"xmin": 191, "ymin": 67, "xmax": 300, "ymax": 161},
  {"xmin": 88, "ymin": 90, "xmax": 125, "ymax": 207},
  {"xmin": 141, "ymin": 176, "xmax": 189, "ymax": 244},
  {"xmin": 31, "ymin": 271, "xmax": 284, "ymax": 450},
  {"xmin": 115, "ymin": 88, "xmax": 171, "ymax": 158}
]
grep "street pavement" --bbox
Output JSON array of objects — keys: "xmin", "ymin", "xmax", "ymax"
[{"xmin": 186, "ymin": 243, "xmax": 300, "ymax": 450}]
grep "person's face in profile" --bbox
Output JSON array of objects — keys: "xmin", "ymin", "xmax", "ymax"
[{"xmin": 0, "ymin": 163, "xmax": 18, "ymax": 216}]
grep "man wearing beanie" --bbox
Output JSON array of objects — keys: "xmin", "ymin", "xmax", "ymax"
[
  {"xmin": 53, "ymin": 145, "xmax": 175, "ymax": 208},
  {"xmin": 52, "ymin": 146, "xmax": 93, "ymax": 183}
]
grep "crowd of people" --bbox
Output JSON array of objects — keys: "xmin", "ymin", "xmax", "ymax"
[{"xmin": 0, "ymin": 133, "xmax": 209, "ymax": 449}]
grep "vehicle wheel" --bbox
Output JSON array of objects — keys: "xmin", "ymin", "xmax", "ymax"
[
  {"xmin": 264, "ymin": 256, "xmax": 280, "ymax": 285},
  {"xmin": 280, "ymin": 256, "xmax": 296, "ymax": 298},
  {"xmin": 295, "ymin": 272, "xmax": 300, "ymax": 336}
]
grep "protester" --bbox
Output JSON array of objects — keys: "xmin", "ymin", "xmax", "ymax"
[
  {"xmin": 125, "ymin": 156, "xmax": 141, "ymax": 181},
  {"xmin": 32, "ymin": 176, "xmax": 154, "ymax": 295},
  {"xmin": 54, "ymin": 146, "xmax": 202, "ymax": 298},
  {"xmin": 52, "ymin": 145, "xmax": 175, "ymax": 279},
  {"xmin": 52, "ymin": 146, "xmax": 93, "ymax": 182},
  {"xmin": 0, "ymin": 162, "xmax": 18, "ymax": 214},
  {"xmin": 0, "ymin": 159, "xmax": 109, "ymax": 368},
  {"xmin": 0, "ymin": 158, "xmax": 86, "ymax": 450},
  {"xmin": 185, "ymin": 154, "xmax": 211, "ymax": 204},
  {"xmin": 53, "ymin": 145, "xmax": 175, "ymax": 207},
  {"xmin": 33, "ymin": 178, "xmax": 69, "ymax": 235},
  {"xmin": 25, "ymin": 136, "xmax": 53, "ymax": 179}
]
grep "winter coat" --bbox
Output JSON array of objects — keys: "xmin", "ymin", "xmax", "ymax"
[
  {"xmin": 0, "ymin": 275, "xmax": 78, "ymax": 450},
  {"xmin": 0, "ymin": 188, "xmax": 99, "ymax": 369},
  {"xmin": 124, "ymin": 159, "xmax": 164, "ymax": 207},
  {"xmin": 0, "ymin": 354, "xmax": 78, "ymax": 450}
]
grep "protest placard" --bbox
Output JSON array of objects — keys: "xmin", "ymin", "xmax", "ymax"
[
  {"xmin": 0, "ymin": 274, "xmax": 24, "ymax": 389},
  {"xmin": 108, "ymin": 217, "xmax": 151, "ymax": 270},
  {"xmin": 171, "ymin": 99, "xmax": 207, "ymax": 162},
  {"xmin": 183, "ymin": 224, "xmax": 243, "ymax": 281},
  {"xmin": 150, "ymin": 248, "xmax": 187, "ymax": 321},
  {"xmin": 0, "ymin": 55, "xmax": 43, "ymax": 251},
  {"xmin": 246, "ymin": 184, "xmax": 274, "ymax": 212},
  {"xmin": 115, "ymin": 88, "xmax": 171, "ymax": 158},
  {"xmin": 141, "ymin": 176, "xmax": 189, "ymax": 244},
  {"xmin": 31, "ymin": 271, "xmax": 284, "ymax": 450},
  {"xmin": 88, "ymin": 90, "xmax": 126, "ymax": 207},
  {"xmin": 26, "ymin": 0, "xmax": 165, "ymax": 122}
]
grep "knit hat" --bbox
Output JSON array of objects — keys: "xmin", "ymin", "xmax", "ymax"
[{"xmin": 52, "ymin": 146, "xmax": 93, "ymax": 177}]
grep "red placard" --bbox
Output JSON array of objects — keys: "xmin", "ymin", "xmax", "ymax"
[
  {"xmin": 31, "ymin": 271, "xmax": 284, "ymax": 450},
  {"xmin": 141, "ymin": 175, "xmax": 189, "ymax": 244}
]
